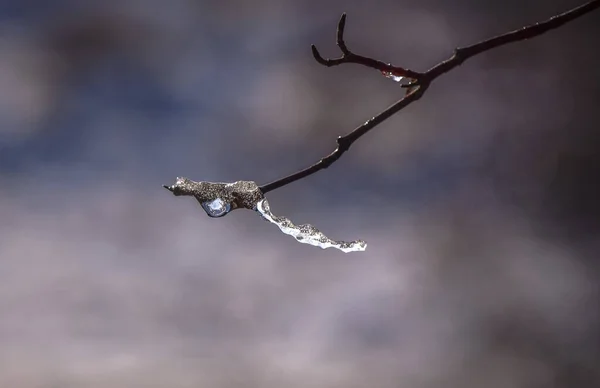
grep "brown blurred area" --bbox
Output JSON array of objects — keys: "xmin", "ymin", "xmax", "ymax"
[{"xmin": 0, "ymin": 0, "xmax": 599, "ymax": 387}]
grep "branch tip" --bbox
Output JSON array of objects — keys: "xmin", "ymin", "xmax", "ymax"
[
  {"xmin": 311, "ymin": 44, "xmax": 328, "ymax": 65},
  {"xmin": 336, "ymin": 13, "xmax": 349, "ymax": 54}
]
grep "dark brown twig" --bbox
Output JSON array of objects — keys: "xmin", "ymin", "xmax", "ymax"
[
  {"xmin": 310, "ymin": 13, "xmax": 423, "ymax": 80},
  {"xmin": 259, "ymin": 0, "xmax": 600, "ymax": 194}
]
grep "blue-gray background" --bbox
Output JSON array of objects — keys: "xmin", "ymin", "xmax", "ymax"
[{"xmin": 1, "ymin": 0, "xmax": 599, "ymax": 387}]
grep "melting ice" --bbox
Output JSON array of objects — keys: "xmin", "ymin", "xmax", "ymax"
[
  {"xmin": 382, "ymin": 71, "xmax": 403, "ymax": 82},
  {"xmin": 255, "ymin": 199, "xmax": 366, "ymax": 253},
  {"xmin": 200, "ymin": 198, "xmax": 231, "ymax": 218}
]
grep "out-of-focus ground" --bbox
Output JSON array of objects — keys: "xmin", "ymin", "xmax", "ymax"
[{"xmin": 1, "ymin": 1, "xmax": 599, "ymax": 387}]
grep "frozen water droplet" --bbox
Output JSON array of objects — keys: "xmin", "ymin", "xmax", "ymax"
[
  {"xmin": 382, "ymin": 71, "xmax": 403, "ymax": 82},
  {"xmin": 201, "ymin": 198, "xmax": 231, "ymax": 218}
]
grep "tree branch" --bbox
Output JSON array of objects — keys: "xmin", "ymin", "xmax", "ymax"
[{"xmin": 259, "ymin": 0, "xmax": 600, "ymax": 194}]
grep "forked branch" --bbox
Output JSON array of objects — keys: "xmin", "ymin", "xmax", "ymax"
[
  {"xmin": 310, "ymin": 13, "xmax": 423, "ymax": 81},
  {"xmin": 259, "ymin": 0, "xmax": 600, "ymax": 194}
]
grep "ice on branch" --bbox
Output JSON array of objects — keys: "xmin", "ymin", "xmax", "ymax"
[
  {"xmin": 381, "ymin": 71, "xmax": 403, "ymax": 82},
  {"xmin": 163, "ymin": 177, "xmax": 264, "ymax": 218},
  {"xmin": 255, "ymin": 198, "xmax": 367, "ymax": 253},
  {"xmin": 163, "ymin": 178, "xmax": 367, "ymax": 252}
]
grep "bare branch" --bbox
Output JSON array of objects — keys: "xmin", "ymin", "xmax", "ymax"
[
  {"xmin": 425, "ymin": 0, "xmax": 600, "ymax": 80},
  {"xmin": 259, "ymin": 0, "xmax": 600, "ymax": 194},
  {"xmin": 259, "ymin": 84, "xmax": 428, "ymax": 194}
]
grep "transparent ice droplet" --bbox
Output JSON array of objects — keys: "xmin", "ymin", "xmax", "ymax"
[
  {"xmin": 382, "ymin": 71, "xmax": 403, "ymax": 82},
  {"xmin": 200, "ymin": 198, "xmax": 231, "ymax": 218}
]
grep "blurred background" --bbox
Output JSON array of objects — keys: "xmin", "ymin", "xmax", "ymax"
[{"xmin": 1, "ymin": 0, "xmax": 599, "ymax": 387}]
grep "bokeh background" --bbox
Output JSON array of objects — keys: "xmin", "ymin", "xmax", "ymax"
[{"xmin": 1, "ymin": 0, "xmax": 599, "ymax": 387}]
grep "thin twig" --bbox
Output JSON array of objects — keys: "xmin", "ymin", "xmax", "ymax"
[
  {"xmin": 260, "ymin": 84, "xmax": 428, "ymax": 194},
  {"xmin": 259, "ymin": 0, "xmax": 600, "ymax": 194},
  {"xmin": 425, "ymin": 0, "xmax": 600, "ymax": 79},
  {"xmin": 310, "ymin": 13, "xmax": 423, "ymax": 80}
]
